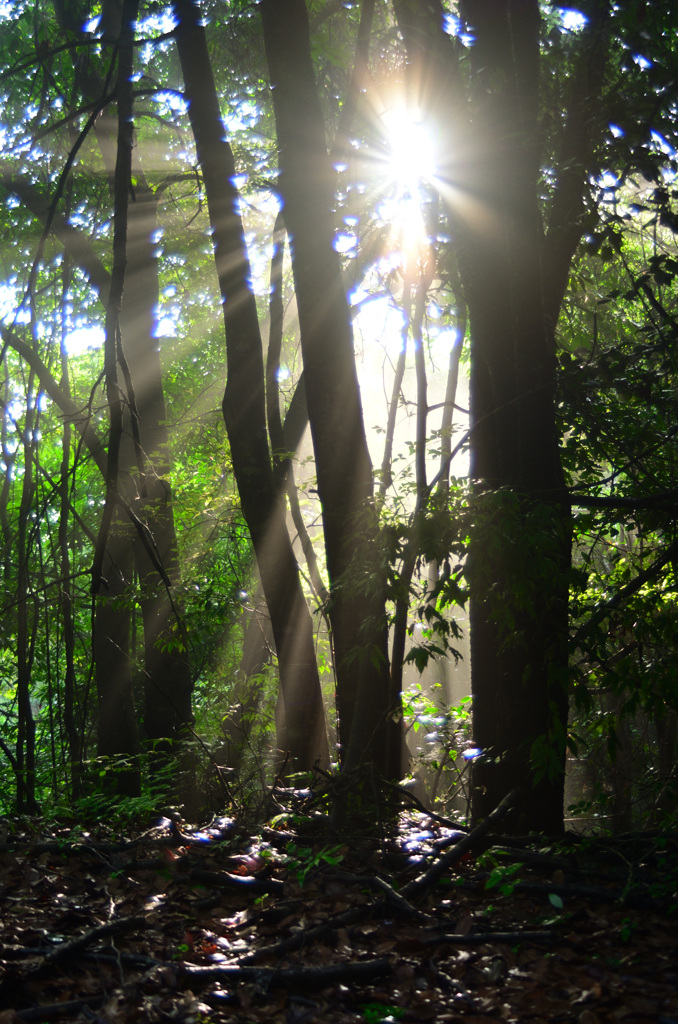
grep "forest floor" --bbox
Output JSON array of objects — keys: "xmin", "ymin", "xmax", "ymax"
[{"xmin": 0, "ymin": 795, "xmax": 676, "ymax": 1024}]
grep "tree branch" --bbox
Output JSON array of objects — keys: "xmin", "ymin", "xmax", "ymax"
[
  {"xmin": 0, "ymin": 175, "xmax": 111, "ymax": 303},
  {"xmin": 573, "ymin": 535, "xmax": 678, "ymax": 646}
]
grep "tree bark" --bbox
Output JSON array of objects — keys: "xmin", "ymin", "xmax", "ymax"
[
  {"xmin": 88, "ymin": 0, "xmax": 145, "ymax": 797},
  {"xmin": 93, "ymin": 519, "xmax": 140, "ymax": 796},
  {"xmin": 266, "ymin": 212, "xmax": 329, "ymax": 608},
  {"xmin": 59, "ymin": 250, "xmax": 82, "ymax": 800},
  {"xmin": 119, "ymin": 185, "xmax": 194, "ymax": 760}
]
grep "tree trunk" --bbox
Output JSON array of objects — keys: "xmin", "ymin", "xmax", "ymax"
[
  {"xmin": 261, "ymin": 0, "xmax": 400, "ymax": 780},
  {"xmin": 92, "ymin": 181, "xmax": 195, "ymax": 797},
  {"xmin": 173, "ymin": 0, "xmax": 329, "ymax": 774},
  {"xmin": 458, "ymin": 0, "xmax": 571, "ymax": 832},
  {"xmin": 16, "ymin": 368, "xmax": 39, "ymax": 814},
  {"xmin": 394, "ymin": 0, "xmax": 578, "ymax": 831},
  {"xmin": 93, "ymin": 518, "xmax": 141, "ymax": 796},
  {"xmin": 59, "ymin": 254, "xmax": 82, "ymax": 800},
  {"xmin": 46, "ymin": 0, "xmax": 195, "ymax": 794},
  {"xmin": 120, "ymin": 186, "xmax": 194, "ymax": 757}
]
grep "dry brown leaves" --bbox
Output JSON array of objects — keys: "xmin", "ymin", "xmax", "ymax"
[{"xmin": 0, "ymin": 816, "xmax": 676, "ymax": 1024}]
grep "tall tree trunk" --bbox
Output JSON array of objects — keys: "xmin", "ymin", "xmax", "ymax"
[
  {"xmin": 394, "ymin": 0, "xmax": 593, "ymax": 831},
  {"xmin": 93, "ymin": 519, "xmax": 140, "ymax": 796},
  {"xmin": 93, "ymin": 182, "xmax": 194, "ymax": 794},
  {"xmin": 90, "ymin": 0, "xmax": 143, "ymax": 796},
  {"xmin": 265, "ymin": 212, "xmax": 329, "ymax": 608},
  {"xmin": 0, "ymin": 370, "xmax": 16, "ymax": 581},
  {"xmin": 458, "ymin": 0, "xmax": 571, "ymax": 832},
  {"xmin": 173, "ymin": 0, "xmax": 329, "ymax": 774},
  {"xmin": 261, "ymin": 0, "xmax": 400, "ymax": 780}
]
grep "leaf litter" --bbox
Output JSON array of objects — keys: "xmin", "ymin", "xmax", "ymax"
[{"xmin": 0, "ymin": 803, "xmax": 676, "ymax": 1024}]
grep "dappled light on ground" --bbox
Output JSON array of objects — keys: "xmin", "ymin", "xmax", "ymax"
[{"xmin": 0, "ymin": 802, "xmax": 676, "ymax": 1022}]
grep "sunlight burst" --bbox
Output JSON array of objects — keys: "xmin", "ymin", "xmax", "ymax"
[
  {"xmin": 379, "ymin": 108, "xmax": 437, "ymax": 266},
  {"xmin": 383, "ymin": 109, "xmax": 436, "ymax": 194}
]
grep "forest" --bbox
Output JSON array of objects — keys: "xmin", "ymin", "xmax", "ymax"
[
  {"xmin": 1, "ymin": 0, "xmax": 677, "ymax": 834},
  {"xmin": 1, "ymin": 0, "xmax": 678, "ymax": 1020},
  {"xmin": 1, "ymin": 0, "xmax": 678, "ymax": 826},
  {"xmin": 0, "ymin": 0, "xmax": 675, "ymax": 823}
]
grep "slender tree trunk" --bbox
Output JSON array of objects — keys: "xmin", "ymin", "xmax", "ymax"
[
  {"xmin": 16, "ymin": 368, "xmax": 39, "ymax": 814},
  {"xmin": 378, "ymin": 280, "xmax": 411, "ymax": 502},
  {"xmin": 261, "ymin": 0, "xmax": 400, "ymax": 779},
  {"xmin": 173, "ymin": 0, "xmax": 329, "ymax": 773},
  {"xmin": 388, "ymin": 260, "xmax": 434, "ymax": 705},
  {"xmin": 59, "ymin": 232, "xmax": 82, "ymax": 799},
  {"xmin": 330, "ymin": 0, "xmax": 376, "ymax": 167},
  {"xmin": 59, "ymin": 350, "xmax": 81, "ymax": 799},
  {"xmin": 0, "ymin": 369, "xmax": 15, "ymax": 580},
  {"xmin": 265, "ymin": 211, "xmax": 329, "ymax": 607}
]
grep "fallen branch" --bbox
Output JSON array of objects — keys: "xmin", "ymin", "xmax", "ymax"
[
  {"xmin": 173, "ymin": 957, "xmax": 392, "ymax": 989},
  {"xmin": 188, "ymin": 867, "xmax": 285, "ymax": 895},
  {"xmin": 318, "ymin": 868, "xmax": 421, "ymax": 917},
  {"xmin": 18, "ymin": 993, "xmax": 107, "ymax": 1021},
  {"xmin": 422, "ymin": 928, "xmax": 558, "ymax": 946},
  {"xmin": 380, "ymin": 778, "xmax": 470, "ymax": 832},
  {"xmin": 239, "ymin": 906, "xmax": 367, "ymax": 964},
  {"xmin": 370, "ymin": 873, "xmax": 420, "ymax": 916},
  {"xmin": 402, "ymin": 789, "xmax": 521, "ymax": 902},
  {"xmin": 27, "ymin": 916, "xmax": 146, "ymax": 975}
]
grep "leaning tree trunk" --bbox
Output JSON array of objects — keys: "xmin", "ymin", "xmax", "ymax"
[
  {"xmin": 173, "ymin": 0, "xmax": 329, "ymax": 774},
  {"xmin": 261, "ymin": 0, "xmax": 400, "ymax": 780}
]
